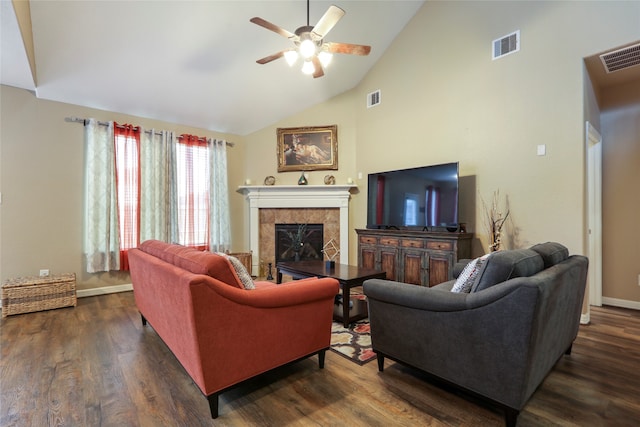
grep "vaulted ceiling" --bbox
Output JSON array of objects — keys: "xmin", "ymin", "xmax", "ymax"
[{"xmin": 1, "ymin": 1, "xmax": 425, "ymax": 135}]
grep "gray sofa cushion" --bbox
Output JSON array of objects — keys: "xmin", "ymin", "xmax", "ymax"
[
  {"xmin": 530, "ymin": 242, "xmax": 569, "ymax": 268},
  {"xmin": 470, "ymin": 249, "xmax": 544, "ymax": 293}
]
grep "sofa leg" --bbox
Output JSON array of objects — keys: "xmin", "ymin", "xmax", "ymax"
[
  {"xmin": 208, "ymin": 393, "xmax": 219, "ymax": 419},
  {"xmin": 318, "ymin": 349, "xmax": 326, "ymax": 369},
  {"xmin": 565, "ymin": 344, "xmax": 573, "ymax": 355},
  {"xmin": 504, "ymin": 407, "xmax": 519, "ymax": 427},
  {"xmin": 377, "ymin": 353, "xmax": 385, "ymax": 372},
  {"xmin": 140, "ymin": 313, "xmax": 147, "ymax": 326}
]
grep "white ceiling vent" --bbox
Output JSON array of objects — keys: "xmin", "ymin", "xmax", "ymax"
[
  {"xmin": 367, "ymin": 90, "xmax": 381, "ymax": 108},
  {"xmin": 492, "ymin": 30, "xmax": 520, "ymax": 60},
  {"xmin": 599, "ymin": 43, "xmax": 640, "ymax": 73}
]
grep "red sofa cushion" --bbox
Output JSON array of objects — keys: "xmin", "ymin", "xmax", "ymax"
[{"xmin": 138, "ymin": 240, "xmax": 244, "ymax": 289}]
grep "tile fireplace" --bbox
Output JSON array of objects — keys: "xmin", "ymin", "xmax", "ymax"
[{"xmin": 237, "ymin": 185, "xmax": 356, "ymax": 276}]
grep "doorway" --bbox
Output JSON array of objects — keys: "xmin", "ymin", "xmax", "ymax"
[{"xmin": 586, "ymin": 121, "xmax": 602, "ymax": 308}]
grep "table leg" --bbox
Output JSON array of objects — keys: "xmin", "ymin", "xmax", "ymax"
[{"xmin": 342, "ymin": 281, "xmax": 350, "ymax": 328}]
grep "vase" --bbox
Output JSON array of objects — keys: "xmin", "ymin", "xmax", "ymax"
[{"xmin": 298, "ymin": 172, "xmax": 308, "ymax": 185}]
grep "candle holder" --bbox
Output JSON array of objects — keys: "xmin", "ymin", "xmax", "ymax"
[{"xmin": 266, "ymin": 262, "xmax": 274, "ymax": 281}]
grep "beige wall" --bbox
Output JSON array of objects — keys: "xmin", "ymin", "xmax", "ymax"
[
  {"xmin": 240, "ymin": 90, "xmax": 359, "ymax": 260},
  {"xmin": 0, "ymin": 85, "xmax": 246, "ymax": 291},
  {"xmin": 243, "ymin": 1, "xmax": 640, "ymax": 307},
  {"xmin": 2, "ymin": 1, "xmax": 639, "ymax": 305},
  {"xmin": 601, "ymin": 80, "xmax": 640, "ymax": 304}
]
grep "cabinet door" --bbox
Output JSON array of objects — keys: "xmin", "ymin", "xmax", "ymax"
[
  {"xmin": 401, "ymin": 249, "xmax": 426, "ymax": 285},
  {"xmin": 380, "ymin": 248, "xmax": 398, "ymax": 280},
  {"xmin": 360, "ymin": 246, "xmax": 377, "ymax": 270},
  {"xmin": 427, "ymin": 251, "xmax": 453, "ymax": 286}
]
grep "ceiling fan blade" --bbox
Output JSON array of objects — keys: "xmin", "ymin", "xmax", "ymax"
[
  {"xmin": 256, "ymin": 51, "xmax": 286, "ymax": 65},
  {"xmin": 325, "ymin": 42, "xmax": 371, "ymax": 56},
  {"xmin": 250, "ymin": 17, "xmax": 296, "ymax": 39},
  {"xmin": 311, "ymin": 5, "xmax": 345, "ymax": 39},
  {"xmin": 312, "ymin": 56, "xmax": 325, "ymax": 78}
]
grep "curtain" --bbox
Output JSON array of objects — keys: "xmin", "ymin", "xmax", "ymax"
[
  {"xmin": 83, "ymin": 119, "xmax": 120, "ymax": 272},
  {"xmin": 208, "ymin": 138, "xmax": 231, "ymax": 252},
  {"xmin": 114, "ymin": 123, "xmax": 141, "ymax": 270},
  {"xmin": 139, "ymin": 128, "xmax": 178, "ymax": 243}
]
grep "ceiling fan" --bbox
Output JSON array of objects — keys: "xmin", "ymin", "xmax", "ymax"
[{"xmin": 250, "ymin": 1, "xmax": 371, "ymax": 78}]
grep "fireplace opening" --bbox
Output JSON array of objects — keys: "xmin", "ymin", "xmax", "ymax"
[{"xmin": 275, "ymin": 223, "xmax": 323, "ymax": 262}]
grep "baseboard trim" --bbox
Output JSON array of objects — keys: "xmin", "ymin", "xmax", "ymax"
[
  {"xmin": 601, "ymin": 297, "xmax": 640, "ymax": 311},
  {"xmin": 77, "ymin": 283, "xmax": 133, "ymax": 298},
  {"xmin": 580, "ymin": 313, "xmax": 590, "ymax": 325}
]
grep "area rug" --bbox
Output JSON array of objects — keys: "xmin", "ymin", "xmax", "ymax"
[{"xmin": 330, "ymin": 319, "xmax": 376, "ymax": 365}]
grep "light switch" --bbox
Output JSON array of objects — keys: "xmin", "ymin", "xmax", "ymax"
[{"xmin": 537, "ymin": 144, "xmax": 546, "ymax": 156}]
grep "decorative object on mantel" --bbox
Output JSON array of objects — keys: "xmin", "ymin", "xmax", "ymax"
[
  {"xmin": 481, "ymin": 190, "xmax": 510, "ymax": 252},
  {"xmin": 277, "ymin": 125, "xmax": 338, "ymax": 172},
  {"xmin": 264, "ymin": 175, "xmax": 276, "ymax": 185},
  {"xmin": 322, "ymin": 238, "xmax": 340, "ymax": 269},
  {"xmin": 298, "ymin": 172, "xmax": 308, "ymax": 185},
  {"xmin": 324, "ymin": 174, "xmax": 335, "ymax": 185}
]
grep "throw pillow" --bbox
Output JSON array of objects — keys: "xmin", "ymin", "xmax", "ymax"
[
  {"xmin": 217, "ymin": 252, "xmax": 256, "ymax": 290},
  {"xmin": 451, "ymin": 254, "xmax": 491, "ymax": 293}
]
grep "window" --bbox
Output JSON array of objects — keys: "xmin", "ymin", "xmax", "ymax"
[
  {"xmin": 176, "ymin": 136, "xmax": 210, "ymax": 249},
  {"xmin": 403, "ymin": 193, "xmax": 419, "ymax": 226},
  {"xmin": 84, "ymin": 119, "xmax": 230, "ymax": 273},
  {"xmin": 113, "ymin": 127, "xmax": 212, "ymax": 269}
]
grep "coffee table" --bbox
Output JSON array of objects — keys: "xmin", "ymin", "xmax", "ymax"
[{"xmin": 276, "ymin": 261, "xmax": 386, "ymax": 327}]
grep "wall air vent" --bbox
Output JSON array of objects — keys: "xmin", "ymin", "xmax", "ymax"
[
  {"xmin": 599, "ymin": 43, "xmax": 640, "ymax": 73},
  {"xmin": 492, "ymin": 30, "xmax": 520, "ymax": 60},
  {"xmin": 367, "ymin": 90, "xmax": 381, "ymax": 108}
]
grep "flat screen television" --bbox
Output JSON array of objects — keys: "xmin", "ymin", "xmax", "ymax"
[{"xmin": 366, "ymin": 162, "xmax": 459, "ymax": 230}]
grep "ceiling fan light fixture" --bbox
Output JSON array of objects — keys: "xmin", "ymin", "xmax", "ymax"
[
  {"xmin": 301, "ymin": 60, "xmax": 315, "ymax": 75},
  {"xmin": 284, "ymin": 50, "xmax": 298, "ymax": 66},
  {"xmin": 251, "ymin": 3, "xmax": 370, "ymax": 78},
  {"xmin": 299, "ymin": 38, "xmax": 317, "ymax": 59},
  {"xmin": 318, "ymin": 51, "xmax": 333, "ymax": 67}
]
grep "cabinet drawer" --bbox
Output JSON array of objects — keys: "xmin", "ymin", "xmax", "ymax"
[
  {"xmin": 401, "ymin": 239, "xmax": 424, "ymax": 248},
  {"xmin": 380, "ymin": 237, "xmax": 399, "ymax": 246},
  {"xmin": 359, "ymin": 236, "xmax": 377, "ymax": 244},
  {"xmin": 427, "ymin": 241, "xmax": 453, "ymax": 251}
]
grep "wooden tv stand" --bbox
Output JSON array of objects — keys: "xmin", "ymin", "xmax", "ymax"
[{"xmin": 356, "ymin": 229, "xmax": 473, "ymax": 287}]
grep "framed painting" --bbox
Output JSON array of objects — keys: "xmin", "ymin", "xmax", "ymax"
[{"xmin": 277, "ymin": 125, "xmax": 338, "ymax": 172}]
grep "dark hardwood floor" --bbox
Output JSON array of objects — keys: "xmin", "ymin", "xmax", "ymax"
[{"xmin": 1, "ymin": 291, "xmax": 639, "ymax": 426}]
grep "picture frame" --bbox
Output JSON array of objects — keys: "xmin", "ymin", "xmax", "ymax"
[{"xmin": 277, "ymin": 125, "xmax": 338, "ymax": 172}]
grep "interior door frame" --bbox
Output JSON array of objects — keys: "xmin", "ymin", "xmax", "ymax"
[{"xmin": 586, "ymin": 121, "xmax": 603, "ymax": 308}]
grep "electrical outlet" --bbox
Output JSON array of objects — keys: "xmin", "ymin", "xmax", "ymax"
[
  {"xmin": 638, "ymin": 274, "xmax": 640, "ymax": 287},
  {"xmin": 39, "ymin": 269, "xmax": 50, "ymax": 277}
]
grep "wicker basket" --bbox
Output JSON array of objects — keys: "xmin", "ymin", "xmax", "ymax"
[{"xmin": 2, "ymin": 273, "xmax": 77, "ymax": 318}]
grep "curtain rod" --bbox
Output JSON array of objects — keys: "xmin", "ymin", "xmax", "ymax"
[{"xmin": 65, "ymin": 117, "xmax": 234, "ymax": 147}]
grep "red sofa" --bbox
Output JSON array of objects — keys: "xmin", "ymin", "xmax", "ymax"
[{"xmin": 128, "ymin": 240, "xmax": 339, "ymax": 418}]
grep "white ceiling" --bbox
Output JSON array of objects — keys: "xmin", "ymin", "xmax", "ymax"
[{"xmin": 1, "ymin": 0, "xmax": 425, "ymax": 136}]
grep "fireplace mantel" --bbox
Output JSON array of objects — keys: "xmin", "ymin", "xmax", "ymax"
[{"xmin": 237, "ymin": 185, "xmax": 357, "ymax": 274}]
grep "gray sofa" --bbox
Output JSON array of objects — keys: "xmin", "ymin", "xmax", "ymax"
[{"xmin": 363, "ymin": 242, "xmax": 588, "ymax": 427}]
